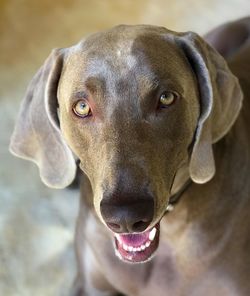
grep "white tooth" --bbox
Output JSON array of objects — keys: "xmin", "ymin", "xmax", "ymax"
[
  {"xmin": 123, "ymin": 244, "xmax": 128, "ymax": 251},
  {"xmin": 115, "ymin": 234, "xmax": 122, "ymax": 244},
  {"xmin": 128, "ymin": 246, "xmax": 133, "ymax": 252},
  {"xmin": 145, "ymin": 241, "xmax": 151, "ymax": 248},
  {"xmin": 137, "ymin": 247, "xmax": 142, "ymax": 252},
  {"xmin": 149, "ymin": 227, "xmax": 157, "ymax": 241},
  {"xmin": 132, "ymin": 247, "xmax": 137, "ymax": 252},
  {"xmin": 141, "ymin": 244, "xmax": 146, "ymax": 250},
  {"xmin": 115, "ymin": 249, "xmax": 123, "ymax": 260}
]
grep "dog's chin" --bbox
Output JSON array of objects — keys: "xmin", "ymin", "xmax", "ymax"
[{"xmin": 113, "ymin": 222, "xmax": 160, "ymax": 264}]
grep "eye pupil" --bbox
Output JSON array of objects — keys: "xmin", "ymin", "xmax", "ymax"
[
  {"xmin": 159, "ymin": 91, "xmax": 177, "ymax": 108},
  {"xmin": 73, "ymin": 100, "xmax": 91, "ymax": 117}
]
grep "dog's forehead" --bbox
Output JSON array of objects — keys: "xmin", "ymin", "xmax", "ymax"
[
  {"xmin": 80, "ymin": 24, "xmax": 171, "ymax": 51},
  {"xmin": 65, "ymin": 24, "xmax": 181, "ymax": 72},
  {"xmin": 60, "ymin": 25, "xmax": 190, "ymax": 102}
]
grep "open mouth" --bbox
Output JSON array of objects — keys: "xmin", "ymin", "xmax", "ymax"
[{"xmin": 113, "ymin": 222, "xmax": 160, "ymax": 263}]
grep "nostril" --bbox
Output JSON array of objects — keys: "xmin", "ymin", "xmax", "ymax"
[
  {"xmin": 107, "ymin": 222, "xmax": 121, "ymax": 232},
  {"xmin": 132, "ymin": 220, "xmax": 150, "ymax": 232},
  {"xmin": 101, "ymin": 196, "xmax": 154, "ymax": 233}
]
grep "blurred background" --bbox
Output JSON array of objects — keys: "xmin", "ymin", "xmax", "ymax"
[{"xmin": 1, "ymin": 0, "xmax": 250, "ymax": 295}]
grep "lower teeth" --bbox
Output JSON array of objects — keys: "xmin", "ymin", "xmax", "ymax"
[
  {"xmin": 116, "ymin": 227, "xmax": 157, "ymax": 253},
  {"xmin": 121, "ymin": 240, "xmax": 151, "ymax": 252}
]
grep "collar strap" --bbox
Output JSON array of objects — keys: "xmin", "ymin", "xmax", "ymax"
[{"xmin": 165, "ymin": 179, "xmax": 192, "ymax": 213}]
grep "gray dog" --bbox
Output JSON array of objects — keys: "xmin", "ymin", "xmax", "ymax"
[{"xmin": 10, "ymin": 17, "xmax": 250, "ymax": 295}]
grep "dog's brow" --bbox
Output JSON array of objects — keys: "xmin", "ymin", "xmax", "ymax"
[
  {"xmin": 85, "ymin": 76, "xmax": 105, "ymax": 93},
  {"xmin": 139, "ymin": 76, "xmax": 182, "ymax": 93},
  {"xmin": 74, "ymin": 91, "xmax": 88, "ymax": 99},
  {"xmin": 72, "ymin": 77, "xmax": 105, "ymax": 100},
  {"xmin": 139, "ymin": 76, "xmax": 160, "ymax": 91}
]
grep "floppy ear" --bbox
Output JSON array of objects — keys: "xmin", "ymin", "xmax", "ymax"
[
  {"xmin": 175, "ymin": 32, "xmax": 243, "ymax": 184},
  {"xmin": 9, "ymin": 49, "xmax": 76, "ymax": 188}
]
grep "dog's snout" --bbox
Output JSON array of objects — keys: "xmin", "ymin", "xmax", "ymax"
[{"xmin": 100, "ymin": 194, "xmax": 154, "ymax": 233}]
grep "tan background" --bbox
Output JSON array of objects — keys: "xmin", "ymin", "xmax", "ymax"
[{"xmin": 1, "ymin": 1, "xmax": 250, "ymax": 295}]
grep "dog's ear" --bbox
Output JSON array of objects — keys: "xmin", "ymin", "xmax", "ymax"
[
  {"xmin": 175, "ymin": 32, "xmax": 243, "ymax": 184},
  {"xmin": 9, "ymin": 49, "xmax": 76, "ymax": 188}
]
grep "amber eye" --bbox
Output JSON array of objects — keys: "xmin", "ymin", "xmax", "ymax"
[
  {"xmin": 73, "ymin": 100, "xmax": 91, "ymax": 117},
  {"xmin": 159, "ymin": 91, "xmax": 178, "ymax": 108}
]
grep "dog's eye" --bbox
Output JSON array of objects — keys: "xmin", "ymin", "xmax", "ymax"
[
  {"xmin": 159, "ymin": 91, "xmax": 178, "ymax": 108},
  {"xmin": 73, "ymin": 100, "xmax": 91, "ymax": 118}
]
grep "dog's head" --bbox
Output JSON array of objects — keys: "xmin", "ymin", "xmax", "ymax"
[{"xmin": 10, "ymin": 25, "xmax": 242, "ymax": 263}]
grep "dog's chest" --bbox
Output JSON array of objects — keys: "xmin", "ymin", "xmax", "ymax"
[
  {"xmin": 97, "ymin": 242, "xmax": 181, "ymax": 296},
  {"xmin": 86, "ymin": 213, "xmax": 245, "ymax": 296},
  {"xmin": 94, "ymin": 238, "xmax": 239, "ymax": 296}
]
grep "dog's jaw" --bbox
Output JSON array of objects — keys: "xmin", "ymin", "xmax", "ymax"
[{"xmin": 113, "ymin": 223, "xmax": 160, "ymax": 263}]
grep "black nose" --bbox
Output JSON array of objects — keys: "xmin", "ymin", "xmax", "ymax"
[{"xmin": 100, "ymin": 192, "xmax": 154, "ymax": 233}]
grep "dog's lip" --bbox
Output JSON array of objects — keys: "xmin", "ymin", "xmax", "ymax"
[{"xmin": 113, "ymin": 223, "xmax": 160, "ymax": 263}]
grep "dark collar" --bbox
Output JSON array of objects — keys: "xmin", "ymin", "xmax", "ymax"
[{"xmin": 165, "ymin": 179, "xmax": 192, "ymax": 213}]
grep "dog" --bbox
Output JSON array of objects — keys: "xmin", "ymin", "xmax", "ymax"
[{"xmin": 10, "ymin": 17, "xmax": 250, "ymax": 295}]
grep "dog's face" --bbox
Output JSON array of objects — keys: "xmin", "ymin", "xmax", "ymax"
[
  {"xmin": 58, "ymin": 26, "xmax": 199, "ymax": 262},
  {"xmin": 10, "ymin": 25, "xmax": 242, "ymax": 263}
]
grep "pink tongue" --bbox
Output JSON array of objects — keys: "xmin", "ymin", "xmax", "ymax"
[{"xmin": 117, "ymin": 230, "xmax": 150, "ymax": 247}]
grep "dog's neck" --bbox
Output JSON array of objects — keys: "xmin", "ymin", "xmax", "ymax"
[
  {"xmin": 164, "ymin": 130, "xmax": 250, "ymax": 260},
  {"xmin": 167, "ymin": 178, "xmax": 192, "ymax": 213},
  {"xmin": 167, "ymin": 162, "xmax": 191, "ymax": 212},
  {"xmin": 170, "ymin": 163, "xmax": 190, "ymax": 196}
]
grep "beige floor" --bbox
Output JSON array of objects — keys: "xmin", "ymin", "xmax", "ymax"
[{"xmin": 1, "ymin": 1, "xmax": 250, "ymax": 295}]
